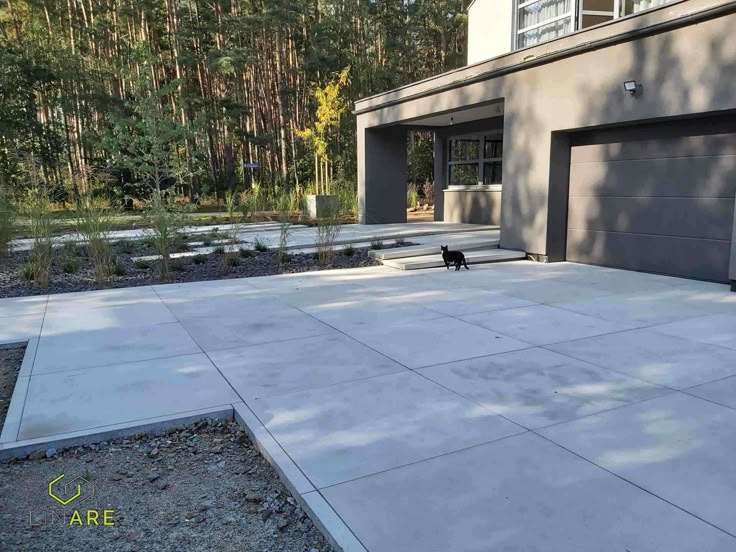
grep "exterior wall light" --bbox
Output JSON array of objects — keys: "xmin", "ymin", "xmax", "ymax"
[{"xmin": 623, "ymin": 80, "xmax": 641, "ymax": 96}]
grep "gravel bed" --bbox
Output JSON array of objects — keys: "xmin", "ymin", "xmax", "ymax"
[
  {"xmin": 0, "ymin": 346, "xmax": 25, "ymax": 429},
  {"xmin": 0, "ymin": 419, "xmax": 332, "ymax": 552},
  {"xmin": 0, "ymin": 239, "xmax": 412, "ymax": 298}
]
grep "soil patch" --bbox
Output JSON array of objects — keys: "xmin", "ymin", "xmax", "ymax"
[
  {"xmin": 0, "ymin": 346, "xmax": 25, "ymax": 430},
  {"xmin": 0, "ymin": 419, "xmax": 332, "ymax": 552}
]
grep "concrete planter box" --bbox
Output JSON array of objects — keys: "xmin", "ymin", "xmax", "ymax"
[{"xmin": 305, "ymin": 194, "xmax": 339, "ymax": 218}]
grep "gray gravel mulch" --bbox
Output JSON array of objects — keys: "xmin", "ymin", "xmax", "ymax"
[
  {"xmin": 0, "ymin": 240, "xmax": 410, "ymax": 299},
  {"xmin": 0, "ymin": 419, "xmax": 332, "ymax": 552},
  {"xmin": 0, "ymin": 346, "xmax": 25, "ymax": 430}
]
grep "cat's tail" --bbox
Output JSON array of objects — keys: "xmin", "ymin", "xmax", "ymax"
[{"xmin": 463, "ymin": 258, "xmax": 469, "ymax": 270}]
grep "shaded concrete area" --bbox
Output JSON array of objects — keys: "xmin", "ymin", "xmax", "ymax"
[{"xmin": 2, "ymin": 261, "xmax": 736, "ymax": 549}]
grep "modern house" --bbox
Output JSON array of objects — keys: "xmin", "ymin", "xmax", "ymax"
[{"xmin": 355, "ymin": 0, "xmax": 736, "ymax": 288}]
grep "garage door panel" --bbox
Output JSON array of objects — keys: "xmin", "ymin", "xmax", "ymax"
[
  {"xmin": 570, "ymin": 133, "xmax": 736, "ymax": 163},
  {"xmin": 567, "ymin": 120, "xmax": 735, "ymax": 283},
  {"xmin": 567, "ymin": 197, "xmax": 735, "ymax": 240},
  {"xmin": 569, "ymin": 156, "xmax": 736, "ymax": 198},
  {"xmin": 566, "ymin": 229, "xmax": 731, "ymax": 282}
]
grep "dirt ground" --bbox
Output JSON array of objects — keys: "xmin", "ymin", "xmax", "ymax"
[
  {"xmin": 0, "ymin": 419, "xmax": 331, "ymax": 552},
  {"xmin": 0, "ymin": 346, "xmax": 24, "ymax": 429}
]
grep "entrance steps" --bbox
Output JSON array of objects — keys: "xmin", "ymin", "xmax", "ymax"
[
  {"xmin": 380, "ymin": 247, "xmax": 526, "ymax": 271},
  {"xmin": 369, "ymin": 235, "xmax": 500, "ymax": 261}
]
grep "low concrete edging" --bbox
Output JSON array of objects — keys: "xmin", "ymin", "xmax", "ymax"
[{"xmin": 0, "ymin": 398, "xmax": 364, "ymax": 552}]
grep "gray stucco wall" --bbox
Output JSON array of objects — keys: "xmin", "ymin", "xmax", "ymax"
[
  {"xmin": 355, "ymin": 0, "xmax": 736, "ymax": 282},
  {"xmin": 444, "ymin": 190, "xmax": 502, "ymax": 225}
]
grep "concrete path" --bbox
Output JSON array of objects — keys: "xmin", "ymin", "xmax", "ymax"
[{"xmin": 3, "ymin": 261, "xmax": 736, "ymax": 550}]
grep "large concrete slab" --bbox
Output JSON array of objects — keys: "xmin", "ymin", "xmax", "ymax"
[
  {"xmin": 651, "ymin": 313, "xmax": 736, "ymax": 351},
  {"xmin": 32, "ymin": 322, "xmax": 201, "ymax": 374},
  {"xmin": 248, "ymin": 370, "xmax": 524, "ymax": 488},
  {"xmin": 41, "ymin": 302, "xmax": 176, "ymax": 336},
  {"xmin": 461, "ymin": 304, "xmax": 631, "ymax": 346},
  {"xmin": 45, "ymin": 286, "xmax": 162, "ymax": 311},
  {"xmin": 0, "ymin": 295, "xmax": 47, "ymax": 318},
  {"xmin": 153, "ymin": 278, "xmax": 262, "ymax": 301},
  {"xmin": 539, "ymin": 393, "xmax": 736, "ymax": 537},
  {"xmin": 209, "ymin": 334, "xmax": 406, "ymax": 400},
  {"xmin": 162, "ymin": 293, "xmax": 280, "ymax": 320},
  {"xmin": 0, "ymin": 314, "xmax": 43, "ymax": 345},
  {"xmin": 345, "ymin": 316, "xmax": 531, "ymax": 369},
  {"xmin": 322, "ymin": 432, "xmax": 735, "ymax": 552},
  {"xmin": 302, "ymin": 295, "xmax": 444, "ymax": 332},
  {"xmin": 419, "ymin": 348, "xmax": 668, "ymax": 429},
  {"xmin": 551, "ymin": 287, "xmax": 733, "ymax": 327},
  {"xmin": 549, "ymin": 329, "xmax": 736, "ymax": 389},
  {"xmin": 19, "ymin": 354, "xmax": 239, "ymax": 440},
  {"xmin": 686, "ymin": 375, "xmax": 736, "ymax": 410},
  {"xmin": 407, "ymin": 287, "xmax": 536, "ymax": 317}
]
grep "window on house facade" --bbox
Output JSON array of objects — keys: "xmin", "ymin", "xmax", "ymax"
[
  {"xmin": 514, "ymin": 0, "xmax": 675, "ymax": 49},
  {"xmin": 516, "ymin": 0, "xmax": 575, "ymax": 49},
  {"xmin": 448, "ymin": 135, "xmax": 503, "ymax": 188}
]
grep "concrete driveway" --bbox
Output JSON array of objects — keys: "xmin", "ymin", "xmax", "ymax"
[{"xmin": 2, "ymin": 261, "xmax": 736, "ymax": 550}]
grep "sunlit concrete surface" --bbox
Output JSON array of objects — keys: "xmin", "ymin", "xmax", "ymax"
[{"xmin": 2, "ymin": 260, "xmax": 736, "ymax": 549}]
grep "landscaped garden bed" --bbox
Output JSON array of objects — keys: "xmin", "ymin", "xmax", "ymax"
[
  {"xmin": 0, "ymin": 238, "xmax": 409, "ymax": 299},
  {"xmin": 0, "ymin": 419, "xmax": 332, "ymax": 552}
]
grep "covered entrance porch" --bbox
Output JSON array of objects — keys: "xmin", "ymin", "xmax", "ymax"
[{"xmin": 358, "ymin": 101, "xmax": 506, "ymax": 227}]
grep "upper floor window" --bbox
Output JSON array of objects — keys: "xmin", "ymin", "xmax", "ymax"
[
  {"xmin": 516, "ymin": 0, "xmax": 575, "ymax": 50},
  {"xmin": 514, "ymin": 0, "xmax": 674, "ymax": 50}
]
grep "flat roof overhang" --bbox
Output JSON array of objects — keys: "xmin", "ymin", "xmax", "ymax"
[{"xmin": 354, "ymin": 0, "xmax": 736, "ymax": 122}]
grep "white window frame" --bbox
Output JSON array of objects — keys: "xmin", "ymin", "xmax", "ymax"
[
  {"xmin": 514, "ymin": 0, "xmax": 576, "ymax": 50},
  {"xmin": 512, "ymin": 0, "xmax": 673, "ymax": 51}
]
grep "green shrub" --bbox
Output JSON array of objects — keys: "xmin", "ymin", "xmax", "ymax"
[
  {"xmin": 62, "ymin": 241, "xmax": 80, "ymax": 256},
  {"xmin": 62, "ymin": 256, "xmax": 80, "ymax": 274},
  {"xmin": 239, "ymin": 248, "xmax": 254, "ymax": 258},
  {"xmin": 254, "ymin": 237, "xmax": 268, "ymax": 252},
  {"xmin": 370, "ymin": 237, "xmax": 384, "ymax": 250},
  {"xmin": 224, "ymin": 191, "xmax": 242, "ymax": 244},
  {"xmin": 279, "ymin": 251, "xmax": 290, "ymax": 264},
  {"xmin": 24, "ymin": 189, "xmax": 57, "ymax": 290},
  {"xmin": 202, "ymin": 239, "xmax": 212, "ymax": 246},
  {"xmin": 315, "ymin": 205, "xmax": 342, "ymax": 265},
  {"xmin": 225, "ymin": 254, "xmax": 240, "ymax": 267},
  {"xmin": 0, "ymin": 194, "xmax": 15, "ymax": 257},
  {"xmin": 134, "ymin": 259, "xmax": 151, "ymax": 270},
  {"xmin": 175, "ymin": 240, "xmax": 191, "ymax": 252},
  {"xmin": 395, "ymin": 237, "xmax": 406, "ymax": 246},
  {"xmin": 19, "ymin": 263, "xmax": 34, "ymax": 281},
  {"xmin": 112, "ymin": 259, "xmax": 126, "ymax": 276},
  {"xmin": 76, "ymin": 193, "xmax": 117, "ymax": 284},
  {"xmin": 170, "ymin": 257, "xmax": 187, "ymax": 272},
  {"xmin": 407, "ymin": 183, "xmax": 419, "ymax": 209},
  {"xmin": 143, "ymin": 193, "xmax": 190, "ymax": 281},
  {"xmin": 192, "ymin": 254, "xmax": 208, "ymax": 265},
  {"xmin": 117, "ymin": 239, "xmax": 134, "ymax": 254},
  {"xmin": 213, "ymin": 245, "xmax": 226, "ymax": 255},
  {"xmin": 343, "ymin": 244, "xmax": 355, "ymax": 257}
]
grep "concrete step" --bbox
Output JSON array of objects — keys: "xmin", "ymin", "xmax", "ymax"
[
  {"xmin": 369, "ymin": 236, "xmax": 500, "ymax": 260},
  {"xmin": 382, "ymin": 248, "xmax": 526, "ymax": 271}
]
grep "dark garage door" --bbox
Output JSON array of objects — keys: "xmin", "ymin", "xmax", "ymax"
[{"xmin": 566, "ymin": 119, "xmax": 736, "ymax": 282}]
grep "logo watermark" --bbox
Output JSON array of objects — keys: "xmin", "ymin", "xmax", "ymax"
[{"xmin": 29, "ymin": 473, "xmax": 116, "ymax": 527}]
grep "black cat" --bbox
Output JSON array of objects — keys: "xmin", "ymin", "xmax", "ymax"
[{"xmin": 441, "ymin": 245, "xmax": 469, "ymax": 271}]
